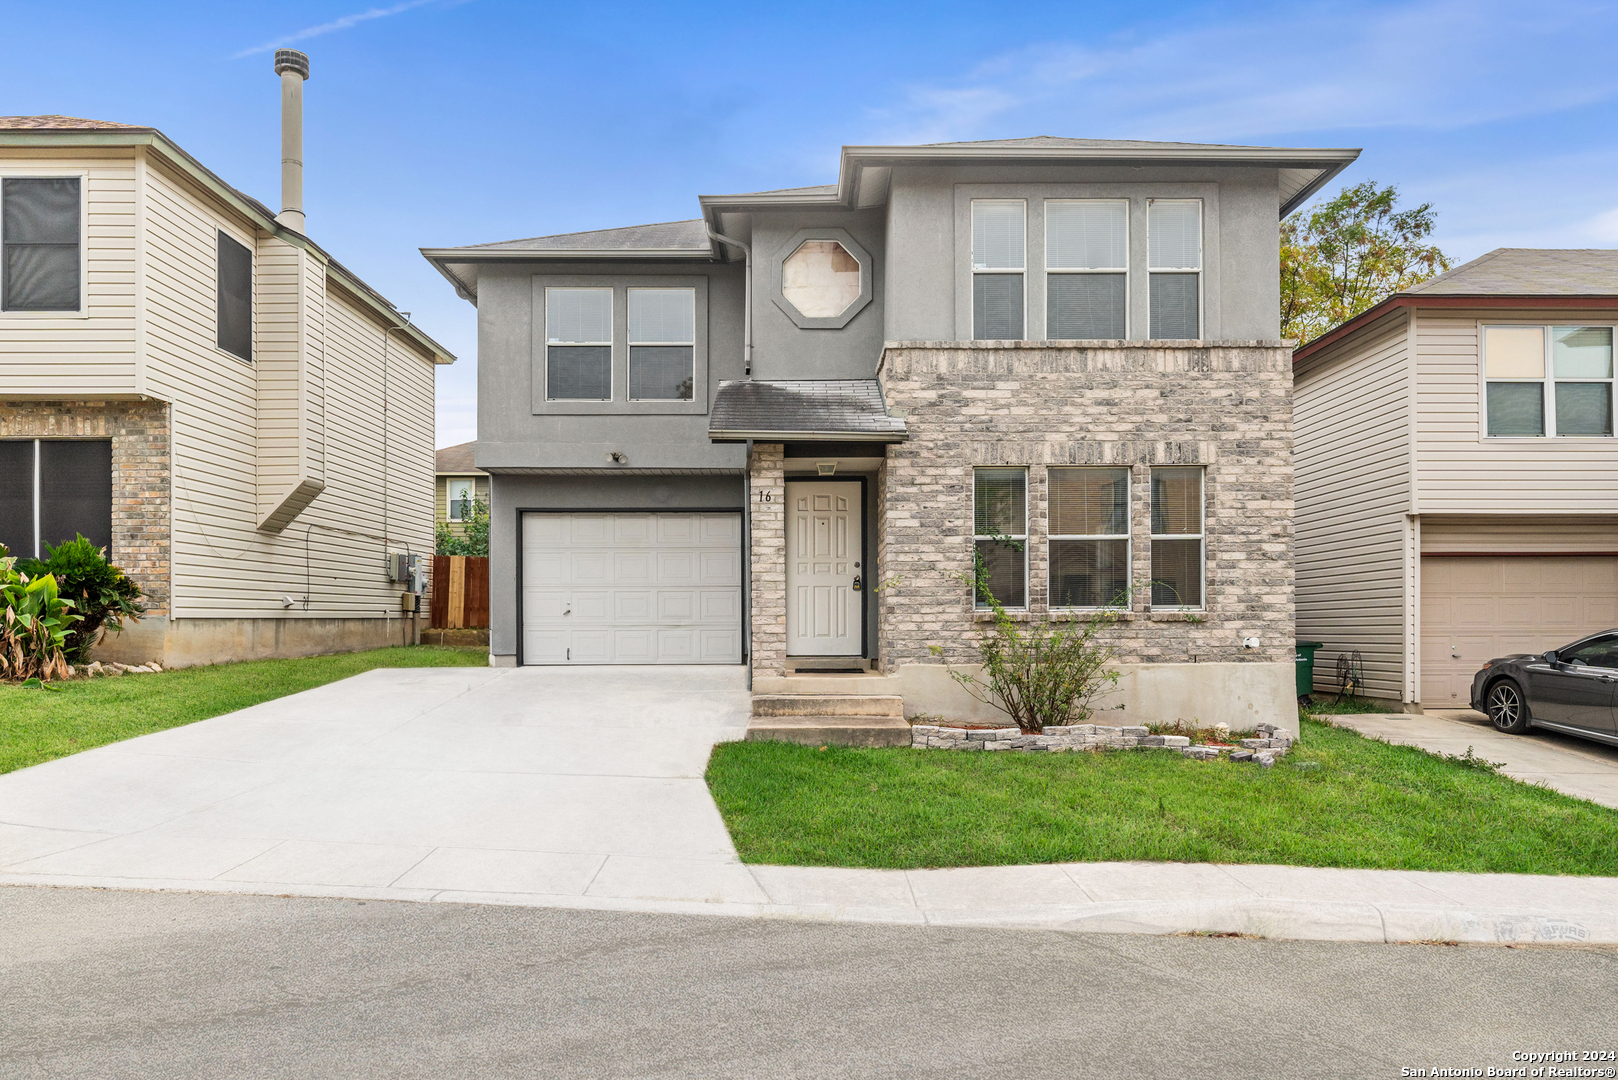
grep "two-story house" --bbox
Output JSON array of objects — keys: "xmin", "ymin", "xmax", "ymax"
[
  {"xmin": 1295, "ymin": 248, "xmax": 1618, "ymax": 711},
  {"xmin": 0, "ymin": 51, "xmax": 453, "ymax": 668},
  {"xmin": 423, "ymin": 137, "xmax": 1357, "ymax": 725}
]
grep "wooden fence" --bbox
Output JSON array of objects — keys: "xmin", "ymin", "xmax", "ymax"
[{"xmin": 430, "ymin": 555, "xmax": 490, "ymax": 629}]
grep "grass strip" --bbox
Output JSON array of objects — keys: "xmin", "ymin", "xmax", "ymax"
[
  {"xmin": 705, "ymin": 718, "xmax": 1618, "ymax": 875},
  {"xmin": 0, "ymin": 645, "xmax": 486, "ymax": 774}
]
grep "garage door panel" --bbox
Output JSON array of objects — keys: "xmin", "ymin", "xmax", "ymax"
[
  {"xmin": 1421, "ymin": 554, "xmax": 1618, "ymax": 707},
  {"xmin": 521, "ymin": 512, "xmax": 741, "ymax": 665}
]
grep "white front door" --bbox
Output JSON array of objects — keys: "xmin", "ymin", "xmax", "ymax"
[{"xmin": 786, "ymin": 481, "xmax": 862, "ymax": 656}]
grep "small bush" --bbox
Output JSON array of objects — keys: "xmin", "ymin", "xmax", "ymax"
[
  {"xmin": 17, "ymin": 536, "xmax": 144, "ymax": 665},
  {"xmin": 1, "ymin": 557, "xmax": 80, "ymax": 681},
  {"xmin": 436, "ymin": 495, "xmax": 490, "ymax": 556}
]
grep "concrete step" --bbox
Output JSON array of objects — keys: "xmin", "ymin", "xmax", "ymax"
[
  {"xmin": 745, "ymin": 714, "xmax": 913, "ymax": 749},
  {"xmin": 751, "ymin": 693, "xmax": 905, "ymax": 718}
]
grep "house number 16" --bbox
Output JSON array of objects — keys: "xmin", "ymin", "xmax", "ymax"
[{"xmin": 759, "ymin": 491, "xmax": 772, "ymax": 502}]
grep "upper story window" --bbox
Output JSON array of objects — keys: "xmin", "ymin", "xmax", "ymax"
[
  {"xmin": 781, "ymin": 241, "xmax": 860, "ymax": 319},
  {"xmin": 1148, "ymin": 200, "xmax": 1201, "ymax": 339},
  {"xmin": 1049, "ymin": 466, "xmax": 1130, "ymax": 608},
  {"xmin": 971, "ymin": 200, "xmax": 1025, "ymax": 341},
  {"xmin": 446, "ymin": 477, "xmax": 474, "ymax": 521},
  {"xmin": 216, "ymin": 231, "xmax": 253, "ymax": 361},
  {"xmin": 973, "ymin": 466, "xmax": 1028, "ymax": 608},
  {"xmin": 1, "ymin": 177, "xmax": 81, "ymax": 313},
  {"xmin": 1485, "ymin": 324, "xmax": 1614, "ymax": 438},
  {"xmin": 545, "ymin": 287, "xmax": 613, "ymax": 401},
  {"xmin": 628, "ymin": 288, "xmax": 695, "ymax": 400},
  {"xmin": 1046, "ymin": 201, "xmax": 1128, "ymax": 339}
]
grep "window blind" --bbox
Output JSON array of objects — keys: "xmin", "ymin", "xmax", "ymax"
[
  {"xmin": 1050, "ymin": 468, "xmax": 1128, "ymax": 536},
  {"xmin": 1048, "ymin": 275, "xmax": 1125, "ymax": 339},
  {"xmin": 546, "ymin": 346, "xmax": 612, "ymax": 400},
  {"xmin": 1148, "ymin": 201, "xmax": 1201, "ymax": 270},
  {"xmin": 971, "ymin": 201, "xmax": 1025, "ymax": 269},
  {"xmin": 973, "ymin": 275, "xmax": 1024, "ymax": 340},
  {"xmin": 546, "ymin": 288, "xmax": 612, "ymax": 343},
  {"xmin": 2, "ymin": 177, "xmax": 80, "ymax": 312},
  {"xmin": 628, "ymin": 289, "xmax": 694, "ymax": 344},
  {"xmin": 1046, "ymin": 201, "xmax": 1126, "ymax": 269},
  {"xmin": 1149, "ymin": 274, "xmax": 1199, "ymax": 339},
  {"xmin": 973, "ymin": 468, "xmax": 1027, "ymax": 536},
  {"xmin": 629, "ymin": 346, "xmax": 694, "ymax": 400}
]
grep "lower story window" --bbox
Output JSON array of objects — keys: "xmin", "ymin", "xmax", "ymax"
[
  {"xmin": 1150, "ymin": 466, "xmax": 1204, "ymax": 609},
  {"xmin": 0, "ymin": 439, "xmax": 112, "ymax": 559},
  {"xmin": 973, "ymin": 467, "xmax": 1028, "ymax": 608},
  {"xmin": 1048, "ymin": 466, "xmax": 1130, "ymax": 608}
]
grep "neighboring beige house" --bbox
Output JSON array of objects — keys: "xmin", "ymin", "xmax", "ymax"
[
  {"xmin": 1294, "ymin": 249, "xmax": 1618, "ymax": 710},
  {"xmin": 0, "ymin": 52, "xmax": 454, "ymax": 667},
  {"xmin": 434, "ymin": 440, "xmax": 488, "ymax": 537}
]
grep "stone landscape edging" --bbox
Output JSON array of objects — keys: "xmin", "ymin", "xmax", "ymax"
[{"xmin": 911, "ymin": 721, "xmax": 1297, "ymax": 765}]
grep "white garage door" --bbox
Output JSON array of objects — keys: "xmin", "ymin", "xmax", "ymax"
[
  {"xmin": 521, "ymin": 512, "xmax": 742, "ymax": 665},
  {"xmin": 1420, "ymin": 556, "xmax": 1618, "ymax": 707}
]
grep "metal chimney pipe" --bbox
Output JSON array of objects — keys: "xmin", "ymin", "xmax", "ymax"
[{"xmin": 272, "ymin": 49, "xmax": 310, "ymax": 232}]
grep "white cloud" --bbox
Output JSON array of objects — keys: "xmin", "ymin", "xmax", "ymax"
[
  {"xmin": 1589, "ymin": 208, "xmax": 1618, "ymax": 243},
  {"xmin": 869, "ymin": 0, "xmax": 1618, "ymax": 144},
  {"xmin": 234, "ymin": 0, "xmax": 445, "ymax": 58}
]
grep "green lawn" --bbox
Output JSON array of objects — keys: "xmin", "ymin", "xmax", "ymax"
[
  {"xmin": 705, "ymin": 718, "xmax": 1618, "ymax": 875},
  {"xmin": 0, "ymin": 645, "xmax": 486, "ymax": 775}
]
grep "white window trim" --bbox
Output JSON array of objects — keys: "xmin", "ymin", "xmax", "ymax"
[
  {"xmin": 1149, "ymin": 466, "xmax": 1206, "ymax": 611},
  {"xmin": 972, "ymin": 466, "xmax": 1030, "ymax": 610},
  {"xmin": 544, "ymin": 286, "xmax": 614, "ymax": 402},
  {"xmin": 1044, "ymin": 199, "xmax": 1130, "ymax": 340},
  {"xmin": 1047, "ymin": 466, "xmax": 1131, "ymax": 610},
  {"xmin": 626, "ymin": 287, "xmax": 696, "ymax": 402},
  {"xmin": 0, "ymin": 169, "xmax": 90, "ymax": 319},
  {"xmin": 1479, "ymin": 321, "xmax": 1618, "ymax": 441},
  {"xmin": 1147, "ymin": 198, "xmax": 1203, "ymax": 340},
  {"xmin": 970, "ymin": 199, "xmax": 1027, "ymax": 341}
]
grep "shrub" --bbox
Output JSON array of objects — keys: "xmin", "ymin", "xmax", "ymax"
[
  {"xmin": 1, "ymin": 557, "xmax": 80, "ymax": 681},
  {"xmin": 17, "ymin": 536, "xmax": 144, "ymax": 665},
  {"xmin": 436, "ymin": 495, "xmax": 490, "ymax": 556},
  {"xmin": 938, "ymin": 544, "xmax": 1121, "ymax": 733}
]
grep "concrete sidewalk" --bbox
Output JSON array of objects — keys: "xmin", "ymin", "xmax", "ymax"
[
  {"xmin": 1324, "ymin": 709, "xmax": 1618, "ymax": 810},
  {"xmin": 2, "ymin": 667, "xmax": 1616, "ymax": 947}
]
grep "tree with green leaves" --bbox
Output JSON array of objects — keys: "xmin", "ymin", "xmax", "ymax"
[
  {"xmin": 1281, "ymin": 181, "xmax": 1451, "ymax": 344},
  {"xmin": 435, "ymin": 496, "xmax": 490, "ymax": 556}
]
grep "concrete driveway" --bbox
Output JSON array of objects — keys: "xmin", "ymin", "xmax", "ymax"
[{"xmin": 0, "ymin": 666, "xmax": 759, "ymax": 905}]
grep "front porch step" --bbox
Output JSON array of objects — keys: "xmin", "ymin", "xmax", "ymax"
[
  {"xmin": 745, "ymin": 714, "xmax": 913, "ymax": 749},
  {"xmin": 751, "ymin": 693, "xmax": 905, "ymax": 718}
]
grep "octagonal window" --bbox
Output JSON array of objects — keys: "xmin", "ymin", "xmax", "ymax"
[{"xmin": 781, "ymin": 240, "xmax": 861, "ymax": 319}]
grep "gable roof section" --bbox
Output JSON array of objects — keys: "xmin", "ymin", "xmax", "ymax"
[
  {"xmin": 708, "ymin": 380, "xmax": 908, "ymax": 442},
  {"xmin": 435, "ymin": 441, "xmax": 485, "ymax": 475},
  {"xmin": 0, "ymin": 116, "xmax": 454, "ymax": 364},
  {"xmin": 1294, "ymin": 248, "xmax": 1618, "ymax": 363}
]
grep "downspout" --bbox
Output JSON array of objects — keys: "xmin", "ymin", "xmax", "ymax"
[{"xmin": 709, "ymin": 223, "xmax": 755, "ymax": 687}]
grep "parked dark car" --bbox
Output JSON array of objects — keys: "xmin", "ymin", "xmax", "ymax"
[{"xmin": 1471, "ymin": 631, "xmax": 1618, "ymax": 747}]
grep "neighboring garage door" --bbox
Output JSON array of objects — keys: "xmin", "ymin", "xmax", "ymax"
[
  {"xmin": 1420, "ymin": 556, "xmax": 1618, "ymax": 707},
  {"xmin": 521, "ymin": 512, "xmax": 742, "ymax": 664}
]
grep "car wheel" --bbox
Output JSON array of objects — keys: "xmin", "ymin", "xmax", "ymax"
[{"xmin": 1485, "ymin": 679, "xmax": 1531, "ymax": 734}]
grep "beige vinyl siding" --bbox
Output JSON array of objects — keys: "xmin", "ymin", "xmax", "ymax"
[
  {"xmin": 139, "ymin": 155, "xmax": 436, "ymax": 619},
  {"xmin": 0, "ymin": 150, "xmax": 137, "ymax": 394},
  {"xmin": 437, "ymin": 474, "xmax": 489, "ymax": 530},
  {"xmin": 1415, "ymin": 308, "xmax": 1618, "ymax": 513},
  {"xmin": 1294, "ymin": 311, "xmax": 1412, "ymax": 700}
]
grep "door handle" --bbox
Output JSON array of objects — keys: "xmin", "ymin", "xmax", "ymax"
[{"xmin": 852, "ymin": 575, "xmax": 862, "ymax": 593}]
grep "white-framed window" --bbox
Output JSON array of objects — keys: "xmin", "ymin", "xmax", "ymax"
[
  {"xmin": 971, "ymin": 200, "xmax": 1025, "ymax": 341},
  {"xmin": 545, "ymin": 287, "xmax": 613, "ymax": 401},
  {"xmin": 446, "ymin": 477, "xmax": 475, "ymax": 521},
  {"xmin": 1150, "ymin": 467, "xmax": 1204, "ymax": 609},
  {"xmin": 1148, "ymin": 200, "xmax": 1201, "ymax": 339},
  {"xmin": 1483, "ymin": 324, "xmax": 1615, "ymax": 438},
  {"xmin": 628, "ymin": 287, "xmax": 695, "ymax": 401},
  {"xmin": 1046, "ymin": 200, "xmax": 1128, "ymax": 339},
  {"xmin": 1, "ymin": 176, "xmax": 82, "ymax": 313},
  {"xmin": 972, "ymin": 467, "xmax": 1028, "ymax": 609},
  {"xmin": 1048, "ymin": 466, "xmax": 1131, "ymax": 609}
]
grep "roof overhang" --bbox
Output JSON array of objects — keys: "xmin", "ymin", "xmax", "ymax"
[
  {"xmin": 0, "ymin": 127, "xmax": 455, "ymax": 364},
  {"xmin": 708, "ymin": 430, "xmax": 907, "ymax": 443},
  {"xmin": 419, "ymin": 244, "xmax": 721, "ymax": 306},
  {"xmin": 1294, "ymin": 293, "xmax": 1618, "ymax": 363}
]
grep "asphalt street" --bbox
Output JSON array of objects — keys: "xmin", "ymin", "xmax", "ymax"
[{"xmin": 2, "ymin": 885, "xmax": 1613, "ymax": 1079}]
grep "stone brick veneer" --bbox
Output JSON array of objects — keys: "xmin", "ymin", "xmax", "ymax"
[
  {"xmin": 748, "ymin": 441, "xmax": 787, "ymax": 678},
  {"xmin": 0, "ymin": 400, "xmax": 170, "ymax": 615},
  {"xmin": 874, "ymin": 341, "xmax": 1294, "ymax": 672}
]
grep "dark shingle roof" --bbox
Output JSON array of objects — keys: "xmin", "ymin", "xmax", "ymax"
[
  {"xmin": 709, "ymin": 380, "xmax": 907, "ymax": 441},
  {"xmin": 1406, "ymin": 248, "xmax": 1618, "ymax": 296},
  {"xmin": 435, "ymin": 441, "xmax": 484, "ymax": 474},
  {"xmin": 450, "ymin": 219, "xmax": 710, "ymax": 253}
]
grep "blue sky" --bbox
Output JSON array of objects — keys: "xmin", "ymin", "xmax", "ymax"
[{"xmin": 6, "ymin": 0, "xmax": 1617, "ymax": 447}]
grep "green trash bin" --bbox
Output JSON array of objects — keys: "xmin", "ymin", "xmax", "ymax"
[{"xmin": 1295, "ymin": 642, "xmax": 1325, "ymax": 698}]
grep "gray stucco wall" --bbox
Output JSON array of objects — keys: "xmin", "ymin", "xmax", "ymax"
[
  {"xmin": 487, "ymin": 473, "xmax": 746, "ymax": 659},
  {"xmin": 476, "ymin": 262, "xmax": 747, "ymax": 471},
  {"xmin": 883, "ymin": 164, "xmax": 1282, "ymax": 342},
  {"xmin": 748, "ymin": 207, "xmax": 887, "ymax": 380}
]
